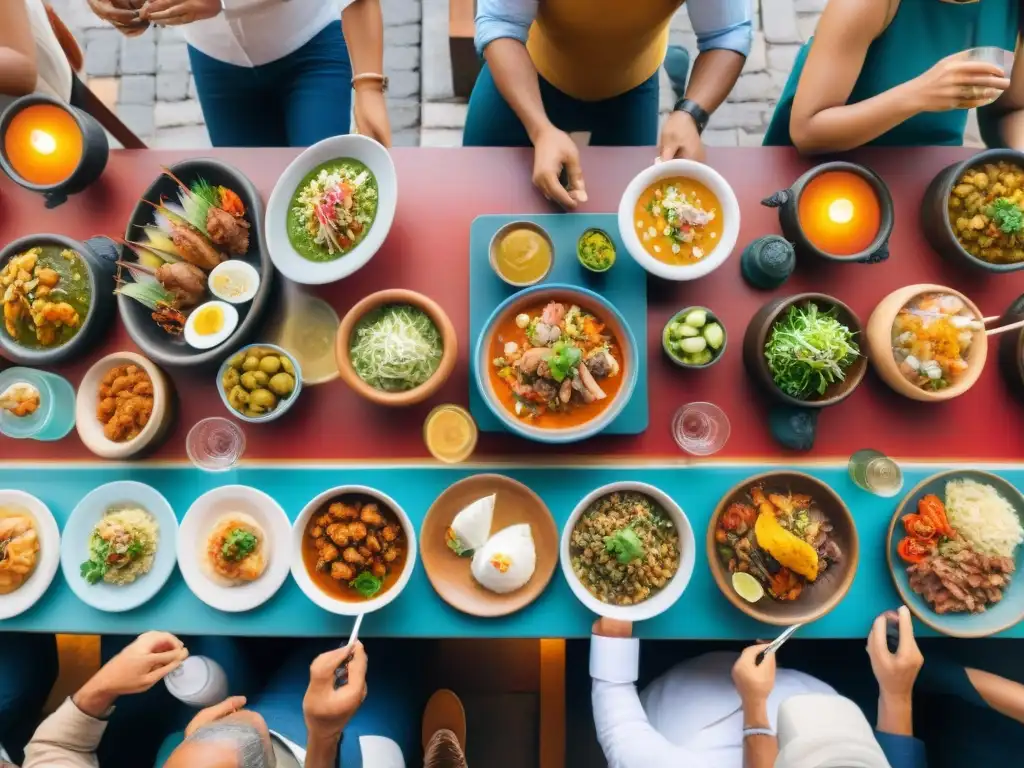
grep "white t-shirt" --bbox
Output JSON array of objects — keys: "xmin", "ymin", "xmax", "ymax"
[
  {"xmin": 183, "ymin": 0, "xmax": 345, "ymax": 68},
  {"xmin": 0, "ymin": 0, "xmax": 74, "ymax": 114}
]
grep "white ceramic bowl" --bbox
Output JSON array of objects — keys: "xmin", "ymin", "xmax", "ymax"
[
  {"xmin": 0, "ymin": 491, "xmax": 60, "ymax": 620},
  {"xmin": 179, "ymin": 485, "xmax": 292, "ymax": 613},
  {"xmin": 60, "ymin": 481, "xmax": 178, "ymax": 613},
  {"xmin": 617, "ymin": 159, "xmax": 741, "ymax": 281},
  {"xmin": 290, "ymin": 485, "xmax": 416, "ymax": 616},
  {"xmin": 75, "ymin": 352, "xmax": 172, "ymax": 460},
  {"xmin": 560, "ymin": 481, "xmax": 695, "ymax": 621},
  {"xmin": 265, "ymin": 135, "xmax": 397, "ymax": 285}
]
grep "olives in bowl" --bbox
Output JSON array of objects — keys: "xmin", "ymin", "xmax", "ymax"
[{"xmin": 218, "ymin": 343, "xmax": 303, "ymax": 423}]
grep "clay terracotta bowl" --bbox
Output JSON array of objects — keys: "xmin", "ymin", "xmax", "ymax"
[
  {"xmin": 335, "ymin": 289, "xmax": 457, "ymax": 407},
  {"xmin": 707, "ymin": 471, "xmax": 859, "ymax": 627},
  {"xmin": 75, "ymin": 351, "xmax": 175, "ymax": 460},
  {"xmin": 420, "ymin": 474, "xmax": 558, "ymax": 617},
  {"xmin": 866, "ymin": 284, "xmax": 987, "ymax": 402},
  {"xmin": 742, "ymin": 293, "xmax": 867, "ymax": 408}
]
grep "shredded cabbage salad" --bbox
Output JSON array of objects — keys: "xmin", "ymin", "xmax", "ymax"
[{"xmin": 349, "ymin": 305, "xmax": 443, "ymax": 392}]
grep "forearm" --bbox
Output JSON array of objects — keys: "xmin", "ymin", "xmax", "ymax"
[
  {"xmin": 742, "ymin": 699, "xmax": 778, "ymax": 768},
  {"xmin": 342, "ymin": 0, "xmax": 384, "ymax": 77},
  {"xmin": 483, "ymin": 39, "xmax": 551, "ymax": 142},
  {"xmin": 791, "ymin": 80, "xmax": 923, "ymax": 153},
  {"xmin": 0, "ymin": 50, "xmax": 37, "ymax": 97},
  {"xmin": 305, "ymin": 731, "xmax": 341, "ymax": 768},
  {"xmin": 685, "ymin": 49, "xmax": 745, "ymax": 113},
  {"xmin": 966, "ymin": 667, "xmax": 1024, "ymax": 723},
  {"xmin": 877, "ymin": 692, "xmax": 914, "ymax": 736},
  {"xmin": 23, "ymin": 699, "xmax": 108, "ymax": 768}
]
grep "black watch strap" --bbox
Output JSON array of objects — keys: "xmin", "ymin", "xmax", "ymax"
[{"xmin": 673, "ymin": 98, "xmax": 710, "ymax": 135}]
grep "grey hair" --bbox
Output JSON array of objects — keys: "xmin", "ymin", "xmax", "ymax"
[{"xmin": 186, "ymin": 723, "xmax": 277, "ymax": 768}]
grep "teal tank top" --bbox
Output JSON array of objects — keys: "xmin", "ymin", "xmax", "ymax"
[{"xmin": 763, "ymin": 0, "xmax": 1019, "ymax": 147}]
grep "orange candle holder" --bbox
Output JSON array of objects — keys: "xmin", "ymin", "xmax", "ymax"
[
  {"xmin": 762, "ymin": 161, "xmax": 894, "ymax": 264},
  {"xmin": 0, "ymin": 95, "xmax": 108, "ymax": 208}
]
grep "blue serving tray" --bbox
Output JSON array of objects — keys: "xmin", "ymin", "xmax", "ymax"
[{"xmin": 468, "ymin": 214, "xmax": 649, "ymax": 434}]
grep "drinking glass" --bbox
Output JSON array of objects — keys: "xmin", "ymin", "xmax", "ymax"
[
  {"xmin": 672, "ymin": 402, "xmax": 730, "ymax": 456},
  {"xmin": 848, "ymin": 449, "xmax": 903, "ymax": 497},
  {"xmin": 424, "ymin": 404, "xmax": 478, "ymax": 464},
  {"xmin": 187, "ymin": 417, "xmax": 246, "ymax": 472},
  {"xmin": 962, "ymin": 47, "xmax": 1015, "ymax": 106}
]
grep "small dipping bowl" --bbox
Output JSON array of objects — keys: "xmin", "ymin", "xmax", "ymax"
[
  {"xmin": 488, "ymin": 221, "xmax": 554, "ymax": 288},
  {"xmin": 0, "ymin": 367, "xmax": 76, "ymax": 441},
  {"xmin": 663, "ymin": 306, "xmax": 727, "ymax": 369},
  {"xmin": 423, "ymin": 403, "xmax": 478, "ymax": 463},
  {"xmin": 217, "ymin": 343, "xmax": 303, "ymax": 424},
  {"xmin": 577, "ymin": 228, "xmax": 616, "ymax": 273},
  {"xmin": 208, "ymin": 260, "xmax": 260, "ymax": 304}
]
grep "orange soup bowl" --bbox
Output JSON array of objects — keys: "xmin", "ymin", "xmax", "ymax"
[
  {"xmin": 474, "ymin": 284, "xmax": 638, "ymax": 444},
  {"xmin": 617, "ymin": 159, "xmax": 740, "ymax": 281}
]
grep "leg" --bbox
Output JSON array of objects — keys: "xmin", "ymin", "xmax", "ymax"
[
  {"xmin": 0, "ymin": 633, "xmax": 57, "ymax": 764},
  {"xmin": 277, "ymin": 21, "xmax": 354, "ymax": 147},
  {"xmin": 188, "ymin": 46, "xmax": 287, "ymax": 147},
  {"xmin": 421, "ymin": 690, "xmax": 467, "ymax": 767},
  {"xmin": 589, "ymin": 73, "xmax": 661, "ymax": 147}
]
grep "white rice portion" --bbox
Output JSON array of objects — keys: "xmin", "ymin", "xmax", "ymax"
[{"xmin": 945, "ymin": 479, "xmax": 1024, "ymax": 559}]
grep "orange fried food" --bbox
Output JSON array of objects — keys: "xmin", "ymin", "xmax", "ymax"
[{"xmin": 96, "ymin": 364, "xmax": 154, "ymax": 442}]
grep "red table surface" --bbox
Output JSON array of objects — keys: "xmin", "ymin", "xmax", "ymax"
[{"xmin": 1, "ymin": 146, "xmax": 1023, "ymax": 463}]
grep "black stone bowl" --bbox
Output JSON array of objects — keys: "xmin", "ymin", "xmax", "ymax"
[
  {"xmin": 120, "ymin": 159, "xmax": 274, "ymax": 368},
  {"xmin": 921, "ymin": 148, "xmax": 1024, "ymax": 273},
  {"xmin": 0, "ymin": 233, "xmax": 117, "ymax": 365},
  {"xmin": 997, "ymin": 292, "xmax": 1024, "ymax": 401}
]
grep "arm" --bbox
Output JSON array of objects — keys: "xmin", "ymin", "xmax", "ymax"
[
  {"xmin": 964, "ymin": 667, "xmax": 1024, "ymax": 723},
  {"xmin": 304, "ymin": 643, "xmax": 368, "ymax": 768},
  {"xmin": 741, "ymin": 698, "xmax": 778, "ymax": 768},
  {"xmin": 0, "ymin": 0, "xmax": 38, "ymax": 98},
  {"xmin": 305, "ymin": 732, "xmax": 341, "ymax": 768},
  {"xmin": 732, "ymin": 645, "xmax": 779, "ymax": 768},
  {"xmin": 21, "ymin": 699, "xmax": 108, "ymax": 768},
  {"xmin": 343, "ymin": 0, "xmax": 391, "ymax": 146},
  {"xmin": 982, "ymin": 37, "xmax": 1024, "ymax": 148}
]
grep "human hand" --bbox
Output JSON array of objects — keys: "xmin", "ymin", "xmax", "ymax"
[
  {"xmin": 532, "ymin": 125, "xmax": 587, "ymax": 210},
  {"xmin": 139, "ymin": 0, "xmax": 223, "ymax": 26},
  {"xmin": 86, "ymin": 0, "xmax": 148, "ymax": 36},
  {"xmin": 732, "ymin": 644, "xmax": 776, "ymax": 712},
  {"xmin": 659, "ymin": 111, "xmax": 707, "ymax": 163},
  {"xmin": 184, "ymin": 696, "xmax": 249, "ymax": 737},
  {"xmin": 303, "ymin": 642, "xmax": 368, "ymax": 742},
  {"xmin": 591, "ymin": 618, "xmax": 633, "ymax": 638},
  {"xmin": 911, "ymin": 53, "xmax": 1011, "ymax": 112},
  {"xmin": 354, "ymin": 87, "xmax": 392, "ymax": 148},
  {"xmin": 74, "ymin": 631, "xmax": 189, "ymax": 718},
  {"xmin": 867, "ymin": 607, "xmax": 923, "ymax": 701}
]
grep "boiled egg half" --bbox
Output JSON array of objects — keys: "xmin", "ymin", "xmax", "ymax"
[{"xmin": 184, "ymin": 300, "xmax": 239, "ymax": 350}]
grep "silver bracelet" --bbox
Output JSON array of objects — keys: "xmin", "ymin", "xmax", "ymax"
[{"xmin": 743, "ymin": 727, "xmax": 776, "ymax": 739}]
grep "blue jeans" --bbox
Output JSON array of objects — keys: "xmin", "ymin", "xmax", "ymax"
[
  {"xmin": 463, "ymin": 62, "xmax": 660, "ymax": 147},
  {"xmin": 188, "ymin": 21, "xmax": 353, "ymax": 147},
  {"xmin": 0, "ymin": 633, "xmax": 58, "ymax": 765}
]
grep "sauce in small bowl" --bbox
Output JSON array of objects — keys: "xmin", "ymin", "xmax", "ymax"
[{"xmin": 489, "ymin": 222, "xmax": 553, "ymax": 287}]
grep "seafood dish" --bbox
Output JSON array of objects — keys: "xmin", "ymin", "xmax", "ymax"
[
  {"xmin": 221, "ymin": 346, "xmax": 298, "ymax": 419},
  {"xmin": 0, "ymin": 511, "xmax": 39, "ymax": 594},
  {"xmin": 446, "ymin": 494, "xmax": 495, "ymax": 557},
  {"xmin": 204, "ymin": 512, "xmax": 267, "ymax": 586},
  {"xmin": 764, "ymin": 302, "xmax": 860, "ymax": 400},
  {"xmin": 714, "ymin": 484, "xmax": 843, "ymax": 602},
  {"xmin": 471, "ymin": 524, "xmax": 536, "ymax": 595},
  {"xmin": 897, "ymin": 479, "xmax": 1022, "ymax": 614},
  {"xmin": 489, "ymin": 300, "xmax": 625, "ymax": 428},
  {"xmin": 287, "ymin": 158, "xmax": 378, "ymax": 262},
  {"xmin": 633, "ymin": 176, "xmax": 723, "ymax": 265},
  {"xmin": 301, "ymin": 494, "xmax": 407, "ymax": 601},
  {"xmin": 569, "ymin": 491, "xmax": 680, "ymax": 606},
  {"xmin": 948, "ymin": 160, "xmax": 1024, "ymax": 264},
  {"xmin": 96, "ymin": 363, "xmax": 154, "ymax": 443},
  {"xmin": 118, "ymin": 169, "xmax": 254, "ymax": 344},
  {"xmin": 891, "ymin": 292, "xmax": 982, "ymax": 392},
  {"xmin": 80, "ymin": 507, "xmax": 158, "ymax": 586},
  {"xmin": 2, "ymin": 245, "xmax": 90, "ymax": 349},
  {"xmin": 0, "ymin": 381, "xmax": 40, "ymax": 418},
  {"xmin": 349, "ymin": 305, "xmax": 443, "ymax": 392}
]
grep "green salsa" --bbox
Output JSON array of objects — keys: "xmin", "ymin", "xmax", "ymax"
[
  {"xmin": 577, "ymin": 229, "xmax": 616, "ymax": 272},
  {"xmin": 286, "ymin": 158, "xmax": 379, "ymax": 263},
  {"xmin": 1, "ymin": 245, "xmax": 91, "ymax": 349}
]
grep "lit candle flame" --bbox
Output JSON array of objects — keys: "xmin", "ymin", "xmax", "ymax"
[
  {"xmin": 827, "ymin": 198, "xmax": 855, "ymax": 224},
  {"xmin": 29, "ymin": 129, "xmax": 57, "ymax": 156}
]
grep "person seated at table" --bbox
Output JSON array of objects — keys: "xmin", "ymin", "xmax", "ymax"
[
  {"xmin": 0, "ymin": 633, "xmax": 58, "ymax": 765},
  {"xmin": 763, "ymin": 0, "xmax": 1022, "ymax": 151},
  {"xmin": 589, "ymin": 608, "xmax": 928, "ymax": 768},
  {"xmin": 465, "ymin": 0, "xmax": 752, "ymax": 209},
  {"xmin": 18, "ymin": 631, "xmax": 188, "ymax": 768},
  {"xmin": 1, "ymin": 0, "xmax": 76, "ymax": 114},
  {"xmin": 84, "ymin": 0, "xmax": 390, "ymax": 148}
]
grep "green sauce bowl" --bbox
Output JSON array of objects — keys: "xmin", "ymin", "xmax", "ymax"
[{"xmin": 577, "ymin": 228, "xmax": 616, "ymax": 273}]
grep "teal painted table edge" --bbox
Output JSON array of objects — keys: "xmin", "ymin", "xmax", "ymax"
[{"xmin": 5, "ymin": 462, "xmax": 1024, "ymax": 639}]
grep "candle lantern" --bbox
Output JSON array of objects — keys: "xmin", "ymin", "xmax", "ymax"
[
  {"xmin": 761, "ymin": 161, "xmax": 894, "ymax": 264},
  {"xmin": 0, "ymin": 94, "xmax": 109, "ymax": 208}
]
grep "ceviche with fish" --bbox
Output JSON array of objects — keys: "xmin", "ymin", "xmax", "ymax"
[{"xmin": 892, "ymin": 292, "xmax": 982, "ymax": 392}]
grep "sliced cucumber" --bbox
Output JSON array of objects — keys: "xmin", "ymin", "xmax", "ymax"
[
  {"xmin": 684, "ymin": 348, "xmax": 714, "ymax": 366},
  {"xmin": 702, "ymin": 322, "xmax": 725, "ymax": 350},
  {"xmin": 668, "ymin": 322, "xmax": 684, "ymax": 339},
  {"xmin": 677, "ymin": 324, "xmax": 699, "ymax": 338},
  {"xmin": 683, "ymin": 309, "xmax": 707, "ymax": 328},
  {"xmin": 678, "ymin": 336, "xmax": 707, "ymax": 355}
]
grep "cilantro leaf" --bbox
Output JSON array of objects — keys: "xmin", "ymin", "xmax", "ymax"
[
  {"xmin": 548, "ymin": 341, "xmax": 582, "ymax": 383},
  {"xmin": 603, "ymin": 527, "xmax": 645, "ymax": 564},
  {"xmin": 221, "ymin": 529, "xmax": 258, "ymax": 561},
  {"xmin": 987, "ymin": 197, "xmax": 1024, "ymax": 235},
  {"xmin": 350, "ymin": 571, "xmax": 383, "ymax": 598}
]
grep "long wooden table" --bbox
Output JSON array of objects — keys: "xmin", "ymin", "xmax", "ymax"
[{"xmin": 2, "ymin": 147, "xmax": 1024, "ymax": 638}]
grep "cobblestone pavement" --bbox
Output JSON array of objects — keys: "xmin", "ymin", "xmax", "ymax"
[{"xmin": 52, "ymin": 0, "xmax": 980, "ymax": 149}]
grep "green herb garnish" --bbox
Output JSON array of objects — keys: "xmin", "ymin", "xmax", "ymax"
[
  {"xmin": 350, "ymin": 571, "xmax": 383, "ymax": 598},
  {"xmin": 222, "ymin": 529, "xmax": 258, "ymax": 562},
  {"xmin": 764, "ymin": 303, "xmax": 860, "ymax": 399},
  {"xmin": 603, "ymin": 527, "xmax": 645, "ymax": 564},
  {"xmin": 548, "ymin": 341, "xmax": 582, "ymax": 382},
  {"xmin": 126, "ymin": 538, "xmax": 145, "ymax": 560},
  {"xmin": 80, "ymin": 536, "xmax": 111, "ymax": 585},
  {"xmin": 986, "ymin": 197, "xmax": 1024, "ymax": 235}
]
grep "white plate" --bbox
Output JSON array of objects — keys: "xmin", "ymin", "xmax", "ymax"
[
  {"xmin": 178, "ymin": 485, "xmax": 291, "ymax": 612},
  {"xmin": 265, "ymin": 135, "xmax": 398, "ymax": 285},
  {"xmin": 0, "ymin": 491, "xmax": 60, "ymax": 620},
  {"xmin": 60, "ymin": 481, "xmax": 178, "ymax": 613}
]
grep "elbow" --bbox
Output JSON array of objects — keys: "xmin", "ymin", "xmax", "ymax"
[
  {"xmin": 789, "ymin": 114, "xmax": 829, "ymax": 155},
  {"xmin": 695, "ymin": 20, "xmax": 753, "ymax": 58}
]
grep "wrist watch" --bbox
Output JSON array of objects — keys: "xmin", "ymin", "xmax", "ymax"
[{"xmin": 673, "ymin": 98, "xmax": 710, "ymax": 135}]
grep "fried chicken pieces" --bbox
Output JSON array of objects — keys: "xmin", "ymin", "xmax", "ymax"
[
  {"xmin": 309, "ymin": 499, "xmax": 403, "ymax": 586},
  {"xmin": 96, "ymin": 364, "xmax": 154, "ymax": 442}
]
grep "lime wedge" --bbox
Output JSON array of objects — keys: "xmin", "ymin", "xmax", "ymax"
[{"xmin": 732, "ymin": 572, "xmax": 765, "ymax": 603}]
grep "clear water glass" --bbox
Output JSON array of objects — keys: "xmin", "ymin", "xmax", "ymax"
[
  {"xmin": 848, "ymin": 449, "xmax": 904, "ymax": 497},
  {"xmin": 962, "ymin": 47, "xmax": 1015, "ymax": 106},
  {"xmin": 187, "ymin": 417, "xmax": 246, "ymax": 472},
  {"xmin": 672, "ymin": 402, "xmax": 731, "ymax": 456}
]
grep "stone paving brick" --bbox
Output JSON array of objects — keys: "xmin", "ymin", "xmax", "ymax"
[
  {"xmin": 704, "ymin": 129, "xmax": 739, "ymax": 147},
  {"xmin": 739, "ymin": 129, "xmax": 768, "ymax": 146},
  {"xmin": 743, "ymin": 32, "xmax": 768, "ymax": 74},
  {"xmin": 732, "ymin": 72, "xmax": 780, "ymax": 103},
  {"xmin": 384, "ymin": 44, "xmax": 421, "ymax": 73},
  {"xmin": 422, "ymin": 102, "xmax": 468, "ymax": 129},
  {"xmin": 382, "ymin": 0, "xmax": 422, "ymax": 27},
  {"xmin": 421, "ymin": 129, "xmax": 463, "ymax": 147},
  {"xmin": 762, "ymin": 0, "xmax": 803, "ymax": 44},
  {"xmin": 151, "ymin": 125, "xmax": 211, "ymax": 149},
  {"xmin": 154, "ymin": 99, "xmax": 204, "ymax": 129},
  {"xmin": 119, "ymin": 75, "xmax": 155, "ymax": 106},
  {"xmin": 708, "ymin": 102, "xmax": 771, "ymax": 131},
  {"xmin": 85, "ymin": 31, "xmax": 120, "ymax": 78},
  {"xmin": 157, "ymin": 42, "xmax": 191, "ymax": 74},
  {"xmin": 121, "ymin": 36, "xmax": 156, "ymax": 75},
  {"xmin": 797, "ymin": 14, "xmax": 818, "ymax": 42},
  {"xmin": 388, "ymin": 70, "xmax": 421, "ymax": 100},
  {"xmin": 156, "ymin": 73, "xmax": 190, "ymax": 102},
  {"xmin": 387, "ymin": 98, "xmax": 421, "ymax": 131},
  {"xmin": 392, "ymin": 129, "xmax": 422, "ymax": 147},
  {"xmin": 117, "ymin": 104, "xmax": 155, "ymax": 139},
  {"xmin": 387, "ymin": 23, "xmax": 421, "ymax": 47},
  {"xmin": 767, "ymin": 43, "xmax": 802, "ymax": 72}
]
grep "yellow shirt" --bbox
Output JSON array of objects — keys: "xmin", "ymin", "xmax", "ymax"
[{"xmin": 526, "ymin": 0, "xmax": 683, "ymax": 102}]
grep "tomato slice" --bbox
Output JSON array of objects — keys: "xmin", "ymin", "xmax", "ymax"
[
  {"xmin": 897, "ymin": 536, "xmax": 935, "ymax": 564},
  {"xmin": 902, "ymin": 513, "xmax": 938, "ymax": 540}
]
